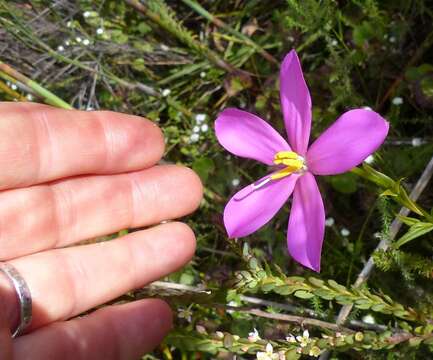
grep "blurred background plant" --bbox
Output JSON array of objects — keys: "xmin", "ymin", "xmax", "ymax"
[{"xmin": 1, "ymin": 0, "xmax": 433, "ymax": 358}]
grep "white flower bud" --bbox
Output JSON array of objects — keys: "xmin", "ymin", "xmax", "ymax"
[
  {"xmin": 391, "ymin": 97, "xmax": 403, "ymax": 105},
  {"xmin": 341, "ymin": 228, "xmax": 350, "ymax": 237},
  {"xmin": 325, "ymin": 217, "xmax": 335, "ymax": 227},
  {"xmin": 412, "ymin": 138, "xmax": 422, "ymax": 147},
  {"xmin": 190, "ymin": 133, "xmax": 199, "ymax": 143},
  {"xmin": 195, "ymin": 113, "xmax": 206, "ymax": 123},
  {"xmin": 161, "ymin": 88, "xmax": 171, "ymax": 97}
]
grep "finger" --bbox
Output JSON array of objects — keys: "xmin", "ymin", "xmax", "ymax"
[
  {"xmin": 0, "ymin": 102, "xmax": 164, "ymax": 190},
  {"xmin": 5, "ymin": 222, "xmax": 195, "ymax": 330},
  {"xmin": 0, "ymin": 165, "xmax": 202, "ymax": 260},
  {"xmin": 13, "ymin": 299, "xmax": 172, "ymax": 360}
]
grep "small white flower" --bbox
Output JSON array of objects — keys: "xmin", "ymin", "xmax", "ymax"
[
  {"xmin": 389, "ymin": 36, "xmax": 396, "ymax": 43},
  {"xmin": 201, "ymin": 124, "xmax": 209, "ymax": 132},
  {"xmin": 331, "ymin": 39, "xmax": 338, "ymax": 46},
  {"xmin": 215, "ymin": 331, "xmax": 224, "ymax": 339},
  {"xmin": 248, "ymin": 328, "xmax": 261, "ymax": 342},
  {"xmin": 161, "ymin": 44, "xmax": 169, "ymax": 51},
  {"xmin": 96, "ymin": 27, "xmax": 104, "ymax": 35},
  {"xmin": 86, "ymin": 106, "xmax": 94, "ymax": 111},
  {"xmin": 362, "ymin": 314, "xmax": 376, "ymax": 324},
  {"xmin": 391, "ymin": 96, "xmax": 403, "ymax": 106},
  {"xmin": 10, "ymin": 84, "xmax": 17, "ymax": 90},
  {"xmin": 66, "ymin": 20, "xmax": 72, "ymax": 28},
  {"xmin": 83, "ymin": 11, "xmax": 91, "ymax": 18},
  {"xmin": 287, "ymin": 36, "xmax": 294, "ymax": 42},
  {"xmin": 177, "ymin": 308, "xmax": 192, "ymax": 322},
  {"xmin": 193, "ymin": 126, "xmax": 200, "ymax": 133},
  {"xmin": 412, "ymin": 137, "xmax": 422, "ymax": 147},
  {"xmin": 364, "ymin": 155, "xmax": 374, "ymax": 164},
  {"xmin": 296, "ymin": 330, "xmax": 310, "ymax": 348},
  {"xmin": 200, "ymin": 71, "xmax": 206, "ymax": 78},
  {"xmin": 286, "ymin": 334, "xmax": 297, "ymax": 343},
  {"xmin": 26, "ymin": 94, "xmax": 33, "ymax": 101},
  {"xmin": 161, "ymin": 88, "xmax": 171, "ymax": 97},
  {"xmin": 362, "ymin": 106, "xmax": 373, "ymax": 111},
  {"xmin": 231, "ymin": 178, "xmax": 240, "ymax": 187},
  {"xmin": 82, "ymin": 39, "xmax": 90, "ymax": 46},
  {"xmin": 57, "ymin": 45, "xmax": 64, "ymax": 52},
  {"xmin": 195, "ymin": 113, "xmax": 206, "ymax": 123},
  {"xmin": 195, "ymin": 325, "xmax": 207, "ymax": 334},
  {"xmin": 309, "ymin": 346, "xmax": 322, "ymax": 357},
  {"xmin": 65, "ymin": 40, "xmax": 70, "ymax": 46},
  {"xmin": 256, "ymin": 343, "xmax": 279, "ymax": 360},
  {"xmin": 341, "ymin": 228, "xmax": 350, "ymax": 237},
  {"xmin": 75, "ymin": 37, "xmax": 82, "ymax": 43},
  {"xmin": 325, "ymin": 217, "xmax": 335, "ymax": 227},
  {"xmin": 190, "ymin": 133, "xmax": 200, "ymax": 143}
]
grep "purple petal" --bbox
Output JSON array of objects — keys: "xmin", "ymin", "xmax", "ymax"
[
  {"xmin": 280, "ymin": 50, "xmax": 312, "ymax": 155},
  {"xmin": 287, "ymin": 172, "xmax": 325, "ymax": 272},
  {"xmin": 224, "ymin": 174, "xmax": 299, "ymax": 238},
  {"xmin": 215, "ymin": 108, "xmax": 290, "ymax": 165},
  {"xmin": 307, "ymin": 109, "xmax": 389, "ymax": 175}
]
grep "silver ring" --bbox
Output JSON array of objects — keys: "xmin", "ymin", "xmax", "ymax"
[{"xmin": 0, "ymin": 262, "xmax": 32, "ymax": 337}]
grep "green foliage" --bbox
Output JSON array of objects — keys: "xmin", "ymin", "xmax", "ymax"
[{"xmin": 234, "ymin": 245, "xmax": 423, "ymax": 322}]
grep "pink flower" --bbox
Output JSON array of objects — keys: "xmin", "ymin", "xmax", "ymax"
[{"xmin": 215, "ymin": 50, "xmax": 389, "ymax": 272}]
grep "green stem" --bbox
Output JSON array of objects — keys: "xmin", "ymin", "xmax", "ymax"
[{"xmin": 0, "ymin": 61, "xmax": 72, "ymax": 109}]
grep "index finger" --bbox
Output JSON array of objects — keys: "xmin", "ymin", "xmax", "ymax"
[{"xmin": 0, "ymin": 102, "xmax": 164, "ymax": 190}]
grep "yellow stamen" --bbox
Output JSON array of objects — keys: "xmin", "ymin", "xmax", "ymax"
[
  {"xmin": 249, "ymin": 151, "xmax": 306, "ymax": 191},
  {"xmin": 270, "ymin": 151, "xmax": 305, "ymax": 180},
  {"xmin": 274, "ymin": 151, "xmax": 298, "ymax": 160}
]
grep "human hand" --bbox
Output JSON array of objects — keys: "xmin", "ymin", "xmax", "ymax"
[{"xmin": 0, "ymin": 102, "xmax": 203, "ymax": 359}]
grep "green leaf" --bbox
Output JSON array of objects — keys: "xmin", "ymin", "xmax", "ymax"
[
  {"xmin": 396, "ymin": 215, "xmax": 421, "ymax": 226},
  {"xmin": 274, "ymin": 285, "xmax": 300, "ymax": 295},
  {"xmin": 294, "ymin": 290, "xmax": 314, "ymax": 299},
  {"xmin": 285, "ymin": 348, "xmax": 301, "ymax": 359},
  {"xmin": 371, "ymin": 303, "xmax": 386, "ymax": 312},
  {"xmin": 357, "ymin": 164, "xmax": 395, "ymax": 188},
  {"xmin": 353, "ymin": 21, "xmax": 375, "ymax": 47},
  {"xmin": 394, "ymin": 222, "xmax": 433, "ymax": 248},
  {"xmin": 335, "ymin": 295, "xmax": 354, "ymax": 305},
  {"xmin": 308, "ymin": 277, "xmax": 325, "ymax": 287},
  {"xmin": 328, "ymin": 279, "xmax": 348, "ymax": 293},
  {"xmin": 313, "ymin": 288, "xmax": 335, "ymax": 300}
]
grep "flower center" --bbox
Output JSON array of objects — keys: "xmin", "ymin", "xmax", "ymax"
[
  {"xmin": 251, "ymin": 151, "xmax": 306, "ymax": 190},
  {"xmin": 271, "ymin": 151, "xmax": 306, "ymax": 179}
]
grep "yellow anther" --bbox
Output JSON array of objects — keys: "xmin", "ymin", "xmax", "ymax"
[
  {"xmin": 274, "ymin": 151, "xmax": 298, "ymax": 161},
  {"xmin": 271, "ymin": 151, "xmax": 305, "ymax": 180},
  {"xmin": 274, "ymin": 158, "xmax": 303, "ymax": 167}
]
